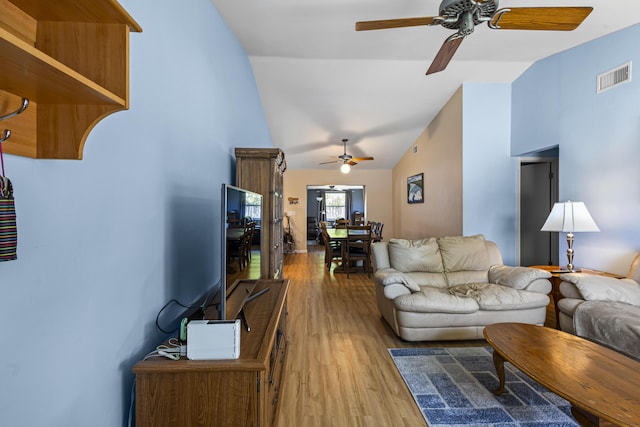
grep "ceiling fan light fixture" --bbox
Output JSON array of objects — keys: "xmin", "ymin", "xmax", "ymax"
[{"xmin": 340, "ymin": 163, "xmax": 351, "ymax": 174}]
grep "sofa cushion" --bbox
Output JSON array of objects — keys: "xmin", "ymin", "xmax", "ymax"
[
  {"xmin": 449, "ymin": 283, "xmax": 550, "ymax": 311},
  {"xmin": 561, "ymin": 273, "xmax": 640, "ymax": 306},
  {"xmin": 437, "ymin": 235, "xmax": 490, "ymax": 272},
  {"xmin": 445, "ymin": 270, "xmax": 489, "ymax": 286},
  {"xmin": 489, "ymin": 265, "xmax": 552, "ymax": 290},
  {"xmin": 394, "ymin": 287, "xmax": 479, "ymax": 314},
  {"xmin": 388, "ymin": 238, "xmax": 443, "ymax": 273},
  {"xmin": 409, "ymin": 272, "xmax": 448, "ymax": 289}
]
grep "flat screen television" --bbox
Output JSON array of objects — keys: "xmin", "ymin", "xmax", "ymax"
[{"xmin": 219, "ymin": 183, "xmax": 263, "ymax": 320}]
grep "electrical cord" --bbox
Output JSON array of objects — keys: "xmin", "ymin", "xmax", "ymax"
[
  {"xmin": 199, "ymin": 286, "xmax": 221, "ymax": 317},
  {"xmin": 155, "ymin": 287, "xmax": 221, "ymax": 333},
  {"xmin": 143, "ymin": 339, "xmax": 182, "ymax": 361},
  {"xmin": 155, "ymin": 299, "xmax": 191, "ymax": 334},
  {"xmin": 127, "ymin": 378, "xmax": 136, "ymax": 427}
]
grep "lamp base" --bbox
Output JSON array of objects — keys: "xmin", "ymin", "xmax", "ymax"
[{"xmin": 565, "ymin": 232, "xmax": 576, "ymax": 274}]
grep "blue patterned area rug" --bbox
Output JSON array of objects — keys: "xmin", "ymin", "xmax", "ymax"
[{"xmin": 389, "ymin": 347, "xmax": 578, "ymax": 427}]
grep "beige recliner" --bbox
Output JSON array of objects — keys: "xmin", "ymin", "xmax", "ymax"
[{"xmin": 556, "ymin": 254, "xmax": 640, "ymax": 360}]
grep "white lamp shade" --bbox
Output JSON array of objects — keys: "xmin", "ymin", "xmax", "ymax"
[
  {"xmin": 540, "ymin": 201, "xmax": 600, "ymax": 232},
  {"xmin": 340, "ymin": 163, "xmax": 351, "ymax": 174}
]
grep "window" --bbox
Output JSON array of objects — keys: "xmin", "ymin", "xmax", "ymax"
[
  {"xmin": 325, "ymin": 192, "xmax": 346, "ymax": 221},
  {"xmin": 244, "ymin": 193, "xmax": 262, "ymax": 221}
]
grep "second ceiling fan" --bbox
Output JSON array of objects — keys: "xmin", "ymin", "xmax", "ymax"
[
  {"xmin": 319, "ymin": 138, "xmax": 374, "ymax": 173},
  {"xmin": 356, "ymin": 0, "xmax": 593, "ymax": 75}
]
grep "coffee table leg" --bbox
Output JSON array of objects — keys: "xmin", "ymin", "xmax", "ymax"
[{"xmin": 492, "ymin": 350, "xmax": 506, "ymax": 395}]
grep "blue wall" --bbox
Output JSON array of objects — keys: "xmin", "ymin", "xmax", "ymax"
[
  {"xmin": 512, "ymin": 24, "xmax": 640, "ymax": 273},
  {"xmin": 462, "ymin": 83, "xmax": 517, "ymax": 265},
  {"xmin": 0, "ymin": 1, "xmax": 271, "ymax": 425}
]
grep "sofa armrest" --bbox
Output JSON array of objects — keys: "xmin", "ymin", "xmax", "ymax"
[
  {"xmin": 381, "ymin": 283, "xmax": 412, "ymax": 300},
  {"xmin": 374, "ymin": 268, "xmax": 420, "ymax": 292},
  {"xmin": 559, "ymin": 280, "xmax": 583, "ymax": 299},
  {"xmin": 559, "ymin": 273, "xmax": 640, "ymax": 305},
  {"xmin": 488, "ymin": 265, "xmax": 552, "ymax": 293}
]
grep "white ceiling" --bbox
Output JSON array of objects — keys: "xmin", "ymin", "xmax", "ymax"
[{"xmin": 211, "ymin": 0, "xmax": 640, "ymax": 170}]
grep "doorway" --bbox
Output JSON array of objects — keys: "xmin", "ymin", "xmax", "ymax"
[
  {"xmin": 306, "ymin": 185, "xmax": 365, "ymax": 248},
  {"xmin": 519, "ymin": 155, "xmax": 559, "ymax": 266}
]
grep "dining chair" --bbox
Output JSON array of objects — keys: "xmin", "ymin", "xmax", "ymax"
[
  {"xmin": 373, "ymin": 222, "xmax": 384, "ymax": 242},
  {"xmin": 319, "ymin": 221, "xmax": 329, "ymax": 245},
  {"xmin": 335, "ymin": 218, "xmax": 351, "ymax": 228},
  {"xmin": 343, "ymin": 225, "xmax": 372, "ymax": 278},
  {"xmin": 321, "ymin": 227, "xmax": 342, "ymax": 270},
  {"xmin": 228, "ymin": 228, "xmax": 251, "ymax": 271},
  {"xmin": 244, "ymin": 221, "xmax": 256, "ymax": 262},
  {"xmin": 353, "ymin": 212, "xmax": 364, "ymax": 226}
]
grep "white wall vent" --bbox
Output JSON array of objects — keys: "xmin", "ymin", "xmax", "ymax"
[{"xmin": 597, "ymin": 62, "xmax": 631, "ymax": 93}]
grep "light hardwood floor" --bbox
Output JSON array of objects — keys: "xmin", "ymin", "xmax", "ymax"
[{"xmin": 274, "ymin": 245, "xmax": 488, "ymax": 427}]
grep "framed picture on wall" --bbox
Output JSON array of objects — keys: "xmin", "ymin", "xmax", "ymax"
[{"xmin": 407, "ymin": 173, "xmax": 424, "ymax": 204}]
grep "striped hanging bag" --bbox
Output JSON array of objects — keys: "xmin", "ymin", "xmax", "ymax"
[{"xmin": 0, "ymin": 139, "xmax": 17, "ymax": 261}]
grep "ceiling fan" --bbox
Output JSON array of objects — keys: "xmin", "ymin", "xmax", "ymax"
[
  {"xmin": 319, "ymin": 138, "xmax": 374, "ymax": 173},
  {"xmin": 355, "ymin": 0, "xmax": 593, "ymax": 75}
]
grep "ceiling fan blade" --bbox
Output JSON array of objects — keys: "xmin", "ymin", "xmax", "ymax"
[
  {"xmin": 356, "ymin": 16, "xmax": 437, "ymax": 31},
  {"xmin": 489, "ymin": 7, "xmax": 593, "ymax": 31},
  {"xmin": 351, "ymin": 157, "xmax": 374, "ymax": 162},
  {"xmin": 426, "ymin": 35, "xmax": 464, "ymax": 75},
  {"xmin": 318, "ymin": 160, "xmax": 339, "ymax": 165},
  {"xmin": 347, "ymin": 160, "xmax": 358, "ymax": 166}
]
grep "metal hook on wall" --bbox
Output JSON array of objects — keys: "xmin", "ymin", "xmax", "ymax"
[
  {"xmin": 0, "ymin": 129, "xmax": 10, "ymax": 143},
  {"xmin": 0, "ymin": 98, "xmax": 29, "ymax": 122}
]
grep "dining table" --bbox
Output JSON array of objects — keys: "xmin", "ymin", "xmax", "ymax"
[
  {"xmin": 324, "ymin": 227, "xmax": 370, "ymax": 273},
  {"xmin": 226, "ymin": 227, "xmax": 246, "ymax": 242},
  {"xmin": 324, "ymin": 227, "xmax": 369, "ymax": 242}
]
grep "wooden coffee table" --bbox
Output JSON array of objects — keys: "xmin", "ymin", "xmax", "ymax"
[{"xmin": 484, "ymin": 322, "xmax": 640, "ymax": 427}]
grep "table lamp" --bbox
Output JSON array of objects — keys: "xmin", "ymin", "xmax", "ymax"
[{"xmin": 540, "ymin": 201, "xmax": 600, "ymax": 272}]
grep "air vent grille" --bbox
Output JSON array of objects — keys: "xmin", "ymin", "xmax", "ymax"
[{"xmin": 597, "ymin": 62, "xmax": 631, "ymax": 93}]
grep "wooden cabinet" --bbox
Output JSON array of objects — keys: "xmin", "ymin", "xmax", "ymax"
[
  {"xmin": 133, "ymin": 279, "xmax": 289, "ymax": 427},
  {"xmin": 235, "ymin": 148, "xmax": 287, "ymax": 279},
  {"xmin": 0, "ymin": 0, "xmax": 140, "ymax": 159}
]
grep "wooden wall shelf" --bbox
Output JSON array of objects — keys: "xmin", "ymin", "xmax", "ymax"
[{"xmin": 0, "ymin": 0, "xmax": 141, "ymax": 159}]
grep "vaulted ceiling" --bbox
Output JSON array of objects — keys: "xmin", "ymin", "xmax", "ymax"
[{"xmin": 211, "ymin": 0, "xmax": 640, "ymax": 170}]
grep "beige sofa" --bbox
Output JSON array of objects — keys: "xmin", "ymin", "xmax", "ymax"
[
  {"xmin": 556, "ymin": 254, "xmax": 640, "ymax": 361},
  {"xmin": 371, "ymin": 235, "xmax": 552, "ymax": 341}
]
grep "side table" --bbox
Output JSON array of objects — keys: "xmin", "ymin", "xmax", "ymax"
[{"xmin": 529, "ymin": 265, "xmax": 623, "ymax": 329}]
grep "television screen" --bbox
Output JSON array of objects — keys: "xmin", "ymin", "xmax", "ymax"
[{"xmin": 220, "ymin": 184, "xmax": 263, "ymax": 320}]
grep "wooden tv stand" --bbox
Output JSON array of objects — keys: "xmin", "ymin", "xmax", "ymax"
[{"xmin": 133, "ymin": 278, "xmax": 289, "ymax": 427}]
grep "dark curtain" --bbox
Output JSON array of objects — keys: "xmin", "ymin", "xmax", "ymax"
[
  {"xmin": 318, "ymin": 192, "xmax": 326, "ymax": 223},
  {"xmin": 345, "ymin": 191, "xmax": 353, "ymax": 221}
]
